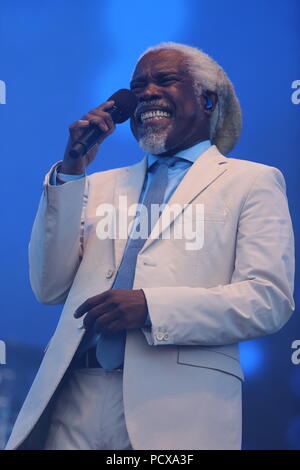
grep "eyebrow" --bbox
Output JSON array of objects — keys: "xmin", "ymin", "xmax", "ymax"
[{"xmin": 130, "ymin": 70, "xmax": 183, "ymax": 85}]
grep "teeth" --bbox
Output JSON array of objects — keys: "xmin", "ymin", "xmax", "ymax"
[{"xmin": 140, "ymin": 110, "xmax": 171, "ymax": 122}]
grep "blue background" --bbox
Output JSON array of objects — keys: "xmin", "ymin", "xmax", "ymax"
[{"xmin": 0, "ymin": 0, "xmax": 299, "ymax": 449}]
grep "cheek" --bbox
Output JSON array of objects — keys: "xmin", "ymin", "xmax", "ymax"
[
  {"xmin": 183, "ymin": 104, "xmax": 206, "ymax": 129},
  {"xmin": 184, "ymin": 99, "xmax": 202, "ymax": 117},
  {"xmin": 179, "ymin": 90, "xmax": 203, "ymax": 119},
  {"xmin": 176, "ymin": 104, "xmax": 202, "ymax": 131},
  {"xmin": 172, "ymin": 92, "xmax": 196, "ymax": 118}
]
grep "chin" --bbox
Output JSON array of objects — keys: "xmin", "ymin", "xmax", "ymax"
[{"xmin": 137, "ymin": 126, "xmax": 171, "ymax": 155}]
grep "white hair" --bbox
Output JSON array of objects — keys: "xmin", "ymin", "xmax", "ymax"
[{"xmin": 135, "ymin": 42, "xmax": 242, "ymax": 155}]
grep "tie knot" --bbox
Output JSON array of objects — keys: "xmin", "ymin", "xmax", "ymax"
[{"xmin": 155, "ymin": 155, "xmax": 178, "ymax": 168}]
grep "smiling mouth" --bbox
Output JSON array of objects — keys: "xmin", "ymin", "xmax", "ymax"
[
  {"xmin": 134, "ymin": 102, "xmax": 173, "ymax": 126},
  {"xmin": 140, "ymin": 110, "xmax": 172, "ymax": 123}
]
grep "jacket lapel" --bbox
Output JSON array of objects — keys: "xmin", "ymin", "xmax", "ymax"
[
  {"xmin": 113, "ymin": 155, "xmax": 147, "ymax": 269},
  {"xmin": 140, "ymin": 145, "xmax": 228, "ymax": 253},
  {"xmin": 112, "ymin": 145, "xmax": 229, "ymax": 266}
]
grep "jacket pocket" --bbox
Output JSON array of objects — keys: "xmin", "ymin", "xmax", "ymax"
[{"xmin": 177, "ymin": 346, "xmax": 244, "ymax": 381}]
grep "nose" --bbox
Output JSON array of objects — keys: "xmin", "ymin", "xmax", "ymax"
[{"xmin": 137, "ymin": 82, "xmax": 162, "ymax": 103}]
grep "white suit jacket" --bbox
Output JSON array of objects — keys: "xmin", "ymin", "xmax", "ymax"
[{"xmin": 6, "ymin": 145, "xmax": 295, "ymax": 450}]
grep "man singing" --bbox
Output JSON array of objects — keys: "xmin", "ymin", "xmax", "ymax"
[{"xmin": 6, "ymin": 42, "xmax": 295, "ymax": 450}]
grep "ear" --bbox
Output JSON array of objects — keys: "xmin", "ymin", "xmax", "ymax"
[{"xmin": 201, "ymin": 92, "xmax": 218, "ymax": 115}]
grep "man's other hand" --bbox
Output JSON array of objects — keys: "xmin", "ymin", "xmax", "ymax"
[{"xmin": 74, "ymin": 289, "xmax": 148, "ymax": 332}]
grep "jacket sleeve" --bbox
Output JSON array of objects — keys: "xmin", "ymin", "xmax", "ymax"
[
  {"xmin": 141, "ymin": 166, "xmax": 295, "ymax": 346},
  {"xmin": 29, "ymin": 161, "xmax": 88, "ymax": 305}
]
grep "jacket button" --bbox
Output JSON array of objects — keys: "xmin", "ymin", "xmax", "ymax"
[
  {"xmin": 106, "ymin": 268, "xmax": 115, "ymax": 279},
  {"xmin": 155, "ymin": 332, "xmax": 165, "ymax": 341}
]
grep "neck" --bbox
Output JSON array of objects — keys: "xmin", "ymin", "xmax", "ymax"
[{"xmin": 157, "ymin": 135, "xmax": 210, "ymax": 157}]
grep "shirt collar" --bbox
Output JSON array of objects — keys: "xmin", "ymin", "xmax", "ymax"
[{"xmin": 147, "ymin": 140, "xmax": 212, "ymax": 168}]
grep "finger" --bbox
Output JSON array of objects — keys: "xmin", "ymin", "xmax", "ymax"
[
  {"xmin": 95, "ymin": 100, "xmax": 115, "ymax": 112},
  {"xmin": 82, "ymin": 304, "xmax": 113, "ymax": 330},
  {"xmin": 83, "ymin": 114, "xmax": 113, "ymax": 134},
  {"xmin": 94, "ymin": 312, "xmax": 117, "ymax": 333},
  {"xmin": 68, "ymin": 120, "xmax": 90, "ymax": 141},
  {"xmin": 95, "ymin": 314, "xmax": 122, "ymax": 334},
  {"xmin": 69, "ymin": 120, "xmax": 90, "ymax": 131},
  {"xmin": 74, "ymin": 291, "xmax": 109, "ymax": 318},
  {"xmin": 82, "ymin": 311, "xmax": 99, "ymax": 330},
  {"xmin": 105, "ymin": 318, "xmax": 124, "ymax": 333},
  {"xmin": 82, "ymin": 312, "xmax": 94, "ymax": 331},
  {"xmin": 82, "ymin": 102, "xmax": 115, "ymax": 122},
  {"xmin": 69, "ymin": 119, "xmax": 90, "ymax": 136},
  {"xmin": 89, "ymin": 119, "xmax": 109, "ymax": 133},
  {"xmin": 85, "ymin": 111, "xmax": 115, "ymax": 130},
  {"xmin": 96, "ymin": 125, "xmax": 115, "ymax": 143},
  {"xmin": 102, "ymin": 114, "xmax": 115, "ymax": 130},
  {"xmin": 79, "ymin": 100, "xmax": 114, "ymax": 122}
]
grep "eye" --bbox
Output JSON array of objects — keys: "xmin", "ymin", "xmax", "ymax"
[
  {"xmin": 160, "ymin": 76, "xmax": 179, "ymax": 85},
  {"xmin": 130, "ymin": 81, "xmax": 145, "ymax": 90}
]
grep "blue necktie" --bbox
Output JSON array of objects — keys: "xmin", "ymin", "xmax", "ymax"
[{"xmin": 96, "ymin": 156, "xmax": 177, "ymax": 369}]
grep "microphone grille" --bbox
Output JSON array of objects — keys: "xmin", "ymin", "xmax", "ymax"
[{"xmin": 107, "ymin": 89, "xmax": 138, "ymax": 123}]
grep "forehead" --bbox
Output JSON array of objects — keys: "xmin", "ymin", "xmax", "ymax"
[{"xmin": 132, "ymin": 49, "xmax": 187, "ymax": 79}]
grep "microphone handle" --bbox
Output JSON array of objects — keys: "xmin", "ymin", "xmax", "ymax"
[
  {"xmin": 69, "ymin": 125, "xmax": 103, "ymax": 159},
  {"xmin": 69, "ymin": 106, "xmax": 123, "ymax": 159}
]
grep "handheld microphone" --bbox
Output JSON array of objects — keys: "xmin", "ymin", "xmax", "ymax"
[{"xmin": 69, "ymin": 89, "xmax": 138, "ymax": 159}]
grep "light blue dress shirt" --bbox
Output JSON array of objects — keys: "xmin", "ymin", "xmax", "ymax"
[{"xmin": 51, "ymin": 139, "xmax": 212, "ymax": 329}]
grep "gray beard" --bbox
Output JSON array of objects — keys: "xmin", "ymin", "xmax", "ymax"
[{"xmin": 137, "ymin": 127, "xmax": 168, "ymax": 155}]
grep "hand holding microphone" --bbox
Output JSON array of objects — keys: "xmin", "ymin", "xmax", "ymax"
[{"xmin": 61, "ymin": 89, "xmax": 137, "ymax": 175}]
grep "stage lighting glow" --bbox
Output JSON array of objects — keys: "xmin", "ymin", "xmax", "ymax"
[
  {"xmin": 286, "ymin": 414, "xmax": 300, "ymax": 450},
  {"xmin": 239, "ymin": 341, "xmax": 265, "ymax": 377},
  {"xmin": 290, "ymin": 367, "xmax": 300, "ymax": 398},
  {"xmin": 93, "ymin": 0, "xmax": 187, "ymax": 136}
]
